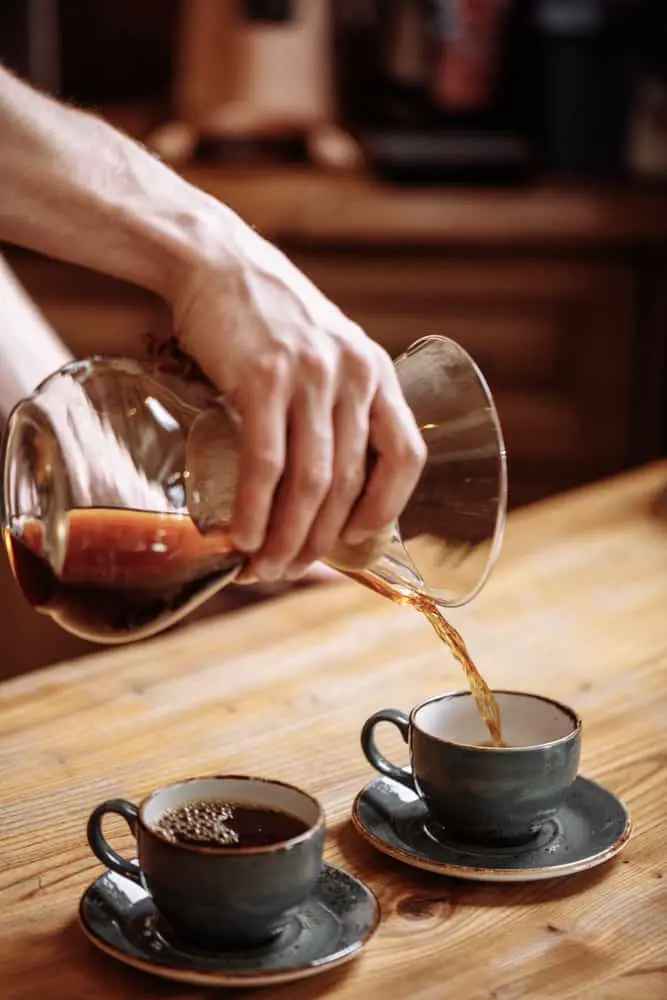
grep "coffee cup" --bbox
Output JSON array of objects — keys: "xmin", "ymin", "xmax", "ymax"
[
  {"xmin": 361, "ymin": 690, "xmax": 581, "ymax": 845},
  {"xmin": 86, "ymin": 774, "xmax": 325, "ymax": 949}
]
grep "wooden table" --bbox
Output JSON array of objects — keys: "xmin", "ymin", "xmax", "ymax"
[{"xmin": 1, "ymin": 463, "xmax": 666, "ymax": 999}]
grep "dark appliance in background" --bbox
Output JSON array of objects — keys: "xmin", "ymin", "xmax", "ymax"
[
  {"xmin": 533, "ymin": 0, "xmax": 643, "ymax": 178},
  {"xmin": 0, "ymin": 0, "xmax": 61, "ymax": 95},
  {"xmin": 333, "ymin": 0, "xmax": 533, "ymax": 184},
  {"xmin": 333, "ymin": 0, "xmax": 646, "ymax": 184},
  {"xmin": 0, "ymin": 0, "xmax": 178, "ymax": 104}
]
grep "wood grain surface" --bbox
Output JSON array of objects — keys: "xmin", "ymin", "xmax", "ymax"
[{"xmin": 1, "ymin": 462, "xmax": 666, "ymax": 999}]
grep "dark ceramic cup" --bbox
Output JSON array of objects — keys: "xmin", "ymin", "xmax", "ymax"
[
  {"xmin": 361, "ymin": 691, "xmax": 582, "ymax": 846},
  {"xmin": 87, "ymin": 775, "xmax": 325, "ymax": 950}
]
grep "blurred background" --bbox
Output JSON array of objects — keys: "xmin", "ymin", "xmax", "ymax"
[{"xmin": 0, "ymin": 0, "xmax": 666, "ymax": 676}]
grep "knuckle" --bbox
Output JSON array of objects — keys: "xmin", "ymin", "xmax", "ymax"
[
  {"xmin": 342, "ymin": 346, "xmax": 375, "ymax": 392},
  {"xmin": 251, "ymin": 450, "xmax": 283, "ymax": 483},
  {"xmin": 392, "ymin": 438, "xmax": 426, "ymax": 476},
  {"xmin": 410, "ymin": 432, "xmax": 428, "ymax": 469},
  {"xmin": 371, "ymin": 341, "xmax": 395, "ymax": 374},
  {"xmin": 299, "ymin": 347, "xmax": 335, "ymax": 391},
  {"xmin": 295, "ymin": 462, "xmax": 332, "ymax": 499},
  {"xmin": 254, "ymin": 349, "xmax": 291, "ymax": 390},
  {"xmin": 385, "ymin": 434, "xmax": 427, "ymax": 482},
  {"xmin": 337, "ymin": 464, "xmax": 365, "ymax": 499},
  {"xmin": 389, "ymin": 415, "xmax": 427, "ymax": 468}
]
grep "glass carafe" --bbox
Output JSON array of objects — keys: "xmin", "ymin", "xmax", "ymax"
[{"xmin": 0, "ymin": 336, "xmax": 507, "ymax": 644}]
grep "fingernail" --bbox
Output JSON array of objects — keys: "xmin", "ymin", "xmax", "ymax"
[
  {"xmin": 284, "ymin": 564, "xmax": 309, "ymax": 581},
  {"xmin": 343, "ymin": 528, "xmax": 372, "ymax": 546},
  {"xmin": 232, "ymin": 530, "xmax": 261, "ymax": 553},
  {"xmin": 254, "ymin": 561, "xmax": 282, "ymax": 582}
]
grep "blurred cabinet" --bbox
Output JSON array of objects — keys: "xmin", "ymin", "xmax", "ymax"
[
  {"xmin": 290, "ymin": 253, "xmax": 638, "ymax": 504},
  {"xmin": 160, "ymin": 169, "xmax": 667, "ymax": 505},
  {"xmin": 4, "ymin": 167, "xmax": 667, "ymax": 509}
]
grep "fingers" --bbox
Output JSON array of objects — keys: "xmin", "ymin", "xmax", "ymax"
[
  {"xmin": 342, "ymin": 365, "xmax": 427, "ymax": 545},
  {"xmin": 232, "ymin": 338, "xmax": 425, "ymax": 582},
  {"xmin": 285, "ymin": 395, "xmax": 369, "ymax": 577},
  {"xmin": 251, "ymin": 363, "xmax": 336, "ymax": 581},
  {"xmin": 230, "ymin": 360, "xmax": 289, "ymax": 554}
]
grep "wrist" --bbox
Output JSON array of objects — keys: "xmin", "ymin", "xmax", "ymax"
[{"xmin": 130, "ymin": 189, "xmax": 249, "ymax": 307}]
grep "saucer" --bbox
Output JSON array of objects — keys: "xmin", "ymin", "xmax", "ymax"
[
  {"xmin": 352, "ymin": 775, "xmax": 631, "ymax": 882},
  {"xmin": 79, "ymin": 862, "xmax": 380, "ymax": 987}
]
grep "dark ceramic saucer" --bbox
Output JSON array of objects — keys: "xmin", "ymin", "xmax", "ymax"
[
  {"xmin": 352, "ymin": 775, "xmax": 631, "ymax": 882},
  {"xmin": 79, "ymin": 862, "xmax": 379, "ymax": 987}
]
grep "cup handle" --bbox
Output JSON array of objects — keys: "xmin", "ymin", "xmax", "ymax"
[
  {"xmin": 86, "ymin": 798, "xmax": 142, "ymax": 884},
  {"xmin": 361, "ymin": 709, "xmax": 416, "ymax": 791}
]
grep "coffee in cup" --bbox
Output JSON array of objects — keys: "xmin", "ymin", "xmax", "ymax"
[
  {"xmin": 361, "ymin": 690, "xmax": 581, "ymax": 845},
  {"xmin": 86, "ymin": 775, "xmax": 325, "ymax": 949}
]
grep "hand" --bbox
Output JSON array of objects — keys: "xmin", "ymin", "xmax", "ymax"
[{"xmin": 171, "ymin": 216, "xmax": 427, "ymax": 583}]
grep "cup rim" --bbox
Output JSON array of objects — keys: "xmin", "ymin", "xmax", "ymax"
[
  {"xmin": 409, "ymin": 689, "xmax": 582, "ymax": 751},
  {"xmin": 138, "ymin": 774, "xmax": 325, "ymax": 855}
]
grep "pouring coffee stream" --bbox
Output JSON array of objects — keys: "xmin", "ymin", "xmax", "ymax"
[
  {"xmin": 1, "ymin": 336, "xmax": 507, "ymax": 742},
  {"xmin": 188, "ymin": 401, "xmax": 504, "ymax": 745}
]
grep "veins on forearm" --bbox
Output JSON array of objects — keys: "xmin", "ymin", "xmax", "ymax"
[{"xmin": 0, "ymin": 65, "xmax": 221, "ymax": 299}]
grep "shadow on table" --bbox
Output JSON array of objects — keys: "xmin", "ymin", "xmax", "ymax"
[
  {"xmin": 2, "ymin": 915, "xmax": 357, "ymax": 1000},
  {"xmin": 332, "ymin": 817, "xmax": 621, "ymax": 916}
]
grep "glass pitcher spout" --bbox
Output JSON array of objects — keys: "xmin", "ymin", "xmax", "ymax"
[
  {"xmin": 325, "ymin": 521, "xmax": 425, "ymax": 596},
  {"xmin": 358, "ymin": 527, "xmax": 426, "ymax": 595}
]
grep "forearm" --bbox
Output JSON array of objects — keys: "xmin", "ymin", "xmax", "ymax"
[
  {"xmin": 0, "ymin": 256, "xmax": 73, "ymax": 416},
  {"xmin": 0, "ymin": 66, "xmax": 236, "ymax": 302}
]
